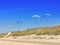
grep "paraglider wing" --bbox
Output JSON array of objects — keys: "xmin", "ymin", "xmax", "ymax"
[
  {"xmin": 43, "ymin": 13, "xmax": 52, "ymax": 22},
  {"xmin": 32, "ymin": 15, "xmax": 41, "ymax": 19},
  {"xmin": 17, "ymin": 20, "xmax": 23, "ymax": 24},
  {"xmin": 45, "ymin": 13, "xmax": 52, "ymax": 16},
  {"xmin": 8, "ymin": 24, "xmax": 12, "ymax": 28},
  {"xmin": 32, "ymin": 15, "xmax": 41, "ymax": 24},
  {"xmin": 17, "ymin": 21, "xmax": 20, "ymax": 24}
]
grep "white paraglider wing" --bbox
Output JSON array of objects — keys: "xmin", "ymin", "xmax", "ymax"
[
  {"xmin": 32, "ymin": 15, "xmax": 41, "ymax": 19},
  {"xmin": 45, "ymin": 13, "xmax": 52, "ymax": 16},
  {"xmin": 32, "ymin": 15, "xmax": 41, "ymax": 24},
  {"xmin": 43, "ymin": 13, "xmax": 52, "ymax": 22},
  {"xmin": 8, "ymin": 25, "xmax": 12, "ymax": 27}
]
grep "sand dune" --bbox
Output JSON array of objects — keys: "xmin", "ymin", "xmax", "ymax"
[{"xmin": 0, "ymin": 35, "xmax": 60, "ymax": 45}]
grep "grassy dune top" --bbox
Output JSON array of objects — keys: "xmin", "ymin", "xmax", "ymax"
[
  {"xmin": 10, "ymin": 25, "xmax": 60, "ymax": 36},
  {"xmin": 0, "ymin": 25, "xmax": 60, "ymax": 38}
]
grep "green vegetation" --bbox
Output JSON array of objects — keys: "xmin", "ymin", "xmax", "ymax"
[
  {"xmin": 10, "ymin": 25, "xmax": 60, "ymax": 36},
  {"xmin": 0, "ymin": 33, "xmax": 6, "ymax": 38},
  {"xmin": 0, "ymin": 25, "xmax": 60, "ymax": 38}
]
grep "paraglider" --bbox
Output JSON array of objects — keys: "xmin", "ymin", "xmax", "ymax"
[
  {"xmin": 16, "ymin": 18, "xmax": 23, "ymax": 25},
  {"xmin": 45, "ymin": 13, "xmax": 52, "ymax": 16},
  {"xmin": 7, "ymin": 24, "xmax": 12, "ymax": 29},
  {"xmin": 8, "ymin": 24, "xmax": 12, "ymax": 28},
  {"xmin": 17, "ymin": 21, "xmax": 21, "ymax": 24},
  {"xmin": 16, "ymin": 19, "xmax": 23, "ymax": 30},
  {"xmin": 17, "ymin": 20, "xmax": 23, "ymax": 25},
  {"xmin": 43, "ymin": 13, "xmax": 52, "ymax": 22},
  {"xmin": 32, "ymin": 15, "xmax": 41, "ymax": 19},
  {"xmin": 32, "ymin": 15, "xmax": 41, "ymax": 24}
]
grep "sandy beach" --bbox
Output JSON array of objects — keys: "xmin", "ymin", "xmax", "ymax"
[
  {"xmin": 0, "ymin": 35, "xmax": 60, "ymax": 45},
  {"xmin": 0, "ymin": 39, "xmax": 46, "ymax": 45},
  {"xmin": 0, "ymin": 38, "xmax": 60, "ymax": 45}
]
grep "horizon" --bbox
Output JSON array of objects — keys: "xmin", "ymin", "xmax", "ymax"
[{"xmin": 0, "ymin": 0, "xmax": 60, "ymax": 33}]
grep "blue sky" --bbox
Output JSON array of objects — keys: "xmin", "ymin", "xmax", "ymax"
[{"xmin": 0, "ymin": 0, "xmax": 60, "ymax": 33}]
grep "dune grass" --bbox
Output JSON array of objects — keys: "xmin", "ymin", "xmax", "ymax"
[{"xmin": 0, "ymin": 25, "xmax": 60, "ymax": 37}]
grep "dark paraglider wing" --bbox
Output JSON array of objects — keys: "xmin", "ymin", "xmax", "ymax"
[{"xmin": 17, "ymin": 21, "xmax": 21, "ymax": 24}]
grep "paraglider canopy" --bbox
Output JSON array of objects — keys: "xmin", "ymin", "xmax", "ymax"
[
  {"xmin": 32, "ymin": 15, "xmax": 41, "ymax": 24},
  {"xmin": 43, "ymin": 13, "xmax": 52, "ymax": 22},
  {"xmin": 17, "ymin": 20, "xmax": 23, "ymax": 24},
  {"xmin": 17, "ymin": 21, "xmax": 21, "ymax": 24},
  {"xmin": 8, "ymin": 24, "xmax": 12, "ymax": 27},
  {"xmin": 45, "ymin": 13, "xmax": 52, "ymax": 16},
  {"xmin": 32, "ymin": 15, "xmax": 41, "ymax": 19},
  {"xmin": 32, "ymin": 15, "xmax": 40, "ymax": 19}
]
